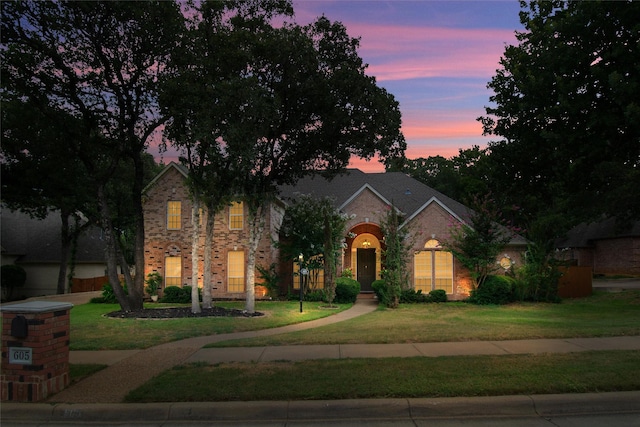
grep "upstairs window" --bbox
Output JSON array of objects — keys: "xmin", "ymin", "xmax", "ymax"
[
  {"xmin": 167, "ymin": 201, "xmax": 181, "ymax": 230},
  {"xmin": 229, "ymin": 201, "xmax": 244, "ymax": 230}
]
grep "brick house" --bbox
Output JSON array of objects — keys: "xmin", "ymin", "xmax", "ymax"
[
  {"xmin": 143, "ymin": 163, "xmax": 527, "ymax": 300},
  {"xmin": 556, "ymin": 218, "xmax": 640, "ymax": 276}
]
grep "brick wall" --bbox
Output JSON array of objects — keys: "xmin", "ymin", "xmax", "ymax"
[
  {"xmin": 143, "ymin": 166, "xmax": 280, "ymax": 299},
  {"xmin": 1, "ymin": 303, "xmax": 72, "ymax": 402}
]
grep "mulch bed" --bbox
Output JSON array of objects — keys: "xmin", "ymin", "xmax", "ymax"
[{"xmin": 106, "ymin": 306, "xmax": 264, "ymax": 319}]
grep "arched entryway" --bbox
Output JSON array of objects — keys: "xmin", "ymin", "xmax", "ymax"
[{"xmin": 345, "ymin": 223, "xmax": 384, "ymax": 292}]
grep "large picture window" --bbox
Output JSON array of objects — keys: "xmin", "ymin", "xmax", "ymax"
[
  {"xmin": 229, "ymin": 201, "xmax": 244, "ymax": 230},
  {"xmin": 165, "ymin": 256, "xmax": 182, "ymax": 287},
  {"xmin": 228, "ymin": 251, "xmax": 245, "ymax": 292},
  {"xmin": 167, "ymin": 201, "xmax": 181, "ymax": 230},
  {"xmin": 414, "ymin": 239, "xmax": 453, "ymax": 294}
]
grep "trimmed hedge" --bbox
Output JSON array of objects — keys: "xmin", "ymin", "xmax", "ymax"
[
  {"xmin": 468, "ymin": 275, "xmax": 516, "ymax": 305},
  {"xmin": 334, "ymin": 277, "xmax": 360, "ymax": 304},
  {"xmin": 160, "ymin": 286, "xmax": 200, "ymax": 303},
  {"xmin": 400, "ymin": 288, "xmax": 448, "ymax": 303}
]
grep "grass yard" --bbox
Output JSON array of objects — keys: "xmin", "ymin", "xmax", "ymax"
[
  {"xmin": 70, "ymin": 301, "xmax": 352, "ymax": 350},
  {"xmin": 70, "ymin": 291, "xmax": 640, "ymax": 350},
  {"xmin": 124, "ymin": 350, "xmax": 640, "ymax": 402},
  {"xmin": 208, "ymin": 290, "xmax": 640, "ymax": 347}
]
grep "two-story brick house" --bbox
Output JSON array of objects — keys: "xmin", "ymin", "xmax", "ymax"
[{"xmin": 143, "ymin": 163, "xmax": 527, "ymax": 300}]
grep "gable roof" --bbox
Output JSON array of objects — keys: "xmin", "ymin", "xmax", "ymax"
[
  {"xmin": 143, "ymin": 161, "xmax": 189, "ymax": 194},
  {"xmin": 1, "ymin": 207, "xmax": 106, "ymax": 264},
  {"xmin": 278, "ymin": 169, "xmax": 472, "ymax": 224}
]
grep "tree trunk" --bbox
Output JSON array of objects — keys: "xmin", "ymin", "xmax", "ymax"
[
  {"xmin": 98, "ymin": 184, "xmax": 131, "ymax": 311},
  {"xmin": 245, "ymin": 202, "xmax": 265, "ymax": 314},
  {"xmin": 57, "ymin": 212, "xmax": 71, "ymax": 295},
  {"xmin": 191, "ymin": 199, "xmax": 202, "ymax": 313},
  {"xmin": 127, "ymin": 153, "xmax": 147, "ymax": 311},
  {"xmin": 202, "ymin": 206, "xmax": 215, "ymax": 309}
]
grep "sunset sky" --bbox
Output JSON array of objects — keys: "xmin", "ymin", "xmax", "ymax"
[{"xmin": 153, "ymin": 1, "xmax": 525, "ymax": 172}]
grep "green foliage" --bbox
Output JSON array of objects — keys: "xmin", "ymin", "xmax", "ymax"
[
  {"xmin": 467, "ymin": 275, "xmax": 515, "ymax": 305},
  {"xmin": 340, "ymin": 268, "xmax": 353, "ymax": 279},
  {"xmin": 94, "ymin": 283, "xmax": 129, "ymax": 304},
  {"xmin": 480, "ymin": 1, "xmax": 640, "ymax": 231},
  {"xmin": 513, "ymin": 243, "xmax": 562, "ymax": 303},
  {"xmin": 443, "ymin": 195, "xmax": 515, "ymax": 289},
  {"xmin": 256, "ymin": 263, "xmax": 281, "ymax": 298},
  {"xmin": 0, "ymin": 264, "xmax": 27, "ymax": 300},
  {"xmin": 399, "ymin": 288, "xmax": 448, "ymax": 304},
  {"xmin": 334, "ymin": 277, "xmax": 360, "ymax": 304},
  {"xmin": 391, "ymin": 146, "xmax": 491, "ymax": 202},
  {"xmin": 160, "ymin": 286, "xmax": 199, "ymax": 304},
  {"xmin": 144, "ymin": 272, "xmax": 162, "ymax": 296},
  {"xmin": 371, "ymin": 279, "xmax": 392, "ymax": 307},
  {"xmin": 378, "ymin": 202, "xmax": 413, "ymax": 308},
  {"xmin": 278, "ymin": 195, "xmax": 351, "ymax": 305},
  {"xmin": 429, "ymin": 289, "xmax": 447, "ymax": 303}
]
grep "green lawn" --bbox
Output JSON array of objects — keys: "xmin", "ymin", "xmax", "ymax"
[
  {"xmin": 70, "ymin": 291, "xmax": 640, "ymax": 402},
  {"xmin": 208, "ymin": 290, "xmax": 640, "ymax": 347},
  {"xmin": 70, "ymin": 301, "xmax": 352, "ymax": 350},
  {"xmin": 125, "ymin": 350, "xmax": 640, "ymax": 402},
  {"xmin": 70, "ymin": 291, "xmax": 640, "ymax": 350}
]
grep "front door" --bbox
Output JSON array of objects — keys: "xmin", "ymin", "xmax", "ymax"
[{"xmin": 357, "ymin": 248, "xmax": 376, "ymax": 292}]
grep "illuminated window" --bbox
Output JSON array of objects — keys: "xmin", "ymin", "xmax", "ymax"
[
  {"xmin": 414, "ymin": 239, "xmax": 453, "ymax": 294},
  {"xmin": 165, "ymin": 257, "xmax": 182, "ymax": 287},
  {"xmin": 229, "ymin": 201, "xmax": 244, "ymax": 230},
  {"xmin": 167, "ymin": 201, "xmax": 181, "ymax": 230},
  {"xmin": 228, "ymin": 251, "xmax": 245, "ymax": 292}
]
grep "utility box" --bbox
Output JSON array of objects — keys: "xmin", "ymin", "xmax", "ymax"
[{"xmin": 1, "ymin": 301, "xmax": 73, "ymax": 402}]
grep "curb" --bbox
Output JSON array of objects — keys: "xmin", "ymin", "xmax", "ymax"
[{"xmin": 3, "ymin": 391, "xmax": 639, "ymax": 424}]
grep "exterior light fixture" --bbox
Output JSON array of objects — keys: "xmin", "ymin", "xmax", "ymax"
[{"xmin": 362, "ymin": 239, "xmax": 371, "ymax": 248}]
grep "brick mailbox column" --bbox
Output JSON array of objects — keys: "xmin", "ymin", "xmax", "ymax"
[{"xmin": 1, "ymin": 301, "xmax": 73, "ymax": 402}]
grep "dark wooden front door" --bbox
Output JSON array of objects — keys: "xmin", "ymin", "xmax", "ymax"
[{"xmin": 357, "ymin": 248, "xmax": 376, "ymax": 292}]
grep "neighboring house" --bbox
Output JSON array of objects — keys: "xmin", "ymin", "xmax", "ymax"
[
  {"xmin": 556, "ymin": 218, "xmax": 640, "ymax": 276},
  {"xmin": 1, "ymin": 207, "xmax": 107, "ymax": 298},
  {"xmin": 143, "ymin": 163, "xmax": 527, "ymax": 300}
]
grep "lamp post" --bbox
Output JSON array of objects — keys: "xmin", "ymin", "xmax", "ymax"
[{"xmin": 298, "ymin": 253, "xmax": 308, "ymax": 313}]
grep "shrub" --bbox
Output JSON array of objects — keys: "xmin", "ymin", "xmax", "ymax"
[
  {"xmin": 94, "ymin": 282, "xmax": 128, "ymax": 304},
  {"xmin": 305, "ymin": 289, "xmax": 325, "ymax": 302},
  {"xmin": 334, "ymin": 277, "xmax": 360, "ymax": 304},
  {"xmin": 160, "ymin": 286, "xmax": 195, "ymax": 303},
  {"xmin": 400, "ymin": 289, "xmax": 429, "ymax": 303},
  {"xmin": 1, "ymin": 264, "xmax": 27, "ymax": 300},
  {"xmin": 468, "ymin": 275, "xmax": 515, "ymax": 305},
  {"xmin": 429, "ymin": 289, "xmax": 447, "ymax": 303},
  {"xmin": 371, "ymin": 279, "xmax": 390, "ymax": 305},
  {"xmin": 399, "ymin": 288, "xmax": 448, "ymax": 304}
]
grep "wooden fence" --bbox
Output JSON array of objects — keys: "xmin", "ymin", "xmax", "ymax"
[
  {"xmin": 557, "ymin": 266, "xmax": 592, "ymax": 298},
  {"xmin": 71, "ymin": 276, "xmax": 111, "ymax": 293}
]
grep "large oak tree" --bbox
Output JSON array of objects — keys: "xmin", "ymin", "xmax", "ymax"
[
  {"xmin": 479, "ymin": 0, "xmax": 640, "ymax": 238},
  {"xmin": 1, "ymin": 1, "xmax": 184, "ymax": 310}
]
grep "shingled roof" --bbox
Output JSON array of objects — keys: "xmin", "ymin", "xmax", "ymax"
[
  {"xmin": 557, "ymin": 217, "xmax": 640, "ymax": 248},
  {"xmin": 278, "ymin": 169, "xmax": 472, "ymax": 223}
]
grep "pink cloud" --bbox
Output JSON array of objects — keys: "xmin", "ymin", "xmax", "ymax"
[{"xmin": 346, "ymin": 24, "xmax": 516, "ymax": 81}]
